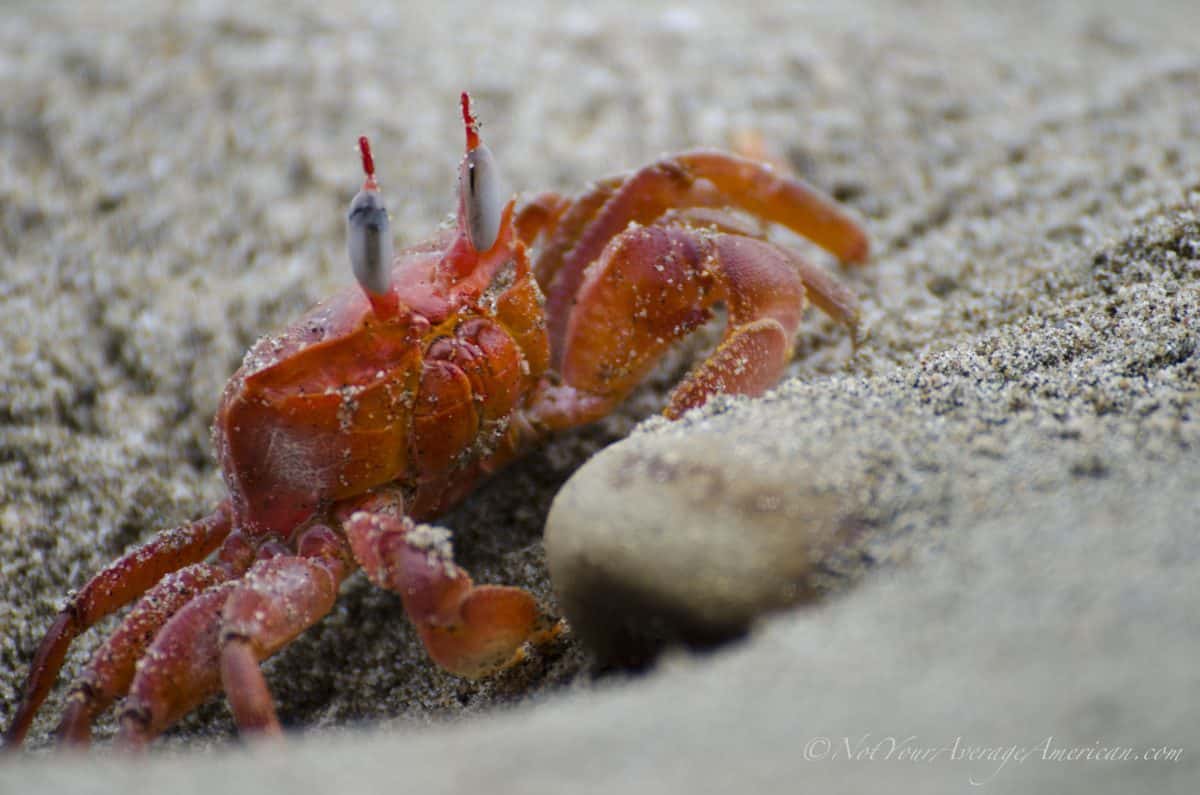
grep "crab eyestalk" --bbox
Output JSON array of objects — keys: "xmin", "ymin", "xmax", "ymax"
[
  {"xmin": 347, "ymin": 136, "xmax": 398, "ymax": 317},
  {"xmin": 459, "ymin": 92, "xmax": 505, "ymax": 253}
]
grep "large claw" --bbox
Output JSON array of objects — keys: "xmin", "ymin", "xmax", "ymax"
[{"xmin": 344, "ymin": 510, "xmax": 560, "ymax": 678}]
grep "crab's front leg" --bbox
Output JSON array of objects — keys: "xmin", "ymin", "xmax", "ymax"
[
  {"xmin": 216, "ymin": 526, "xmax": 352, "ymax": 737},
  {"xmin": 339, "ymin": 491, "xmax": 561, "ymax": 679}
]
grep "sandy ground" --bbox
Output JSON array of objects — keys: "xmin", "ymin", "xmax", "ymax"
[{"xmin": 1, "ymin": 0, "xmax": 1198, "ymax": 791}]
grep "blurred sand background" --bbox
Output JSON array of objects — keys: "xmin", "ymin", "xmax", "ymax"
[{"xmin": 1, "ymin": 0, "xmax": 1198, "ymax": 791}]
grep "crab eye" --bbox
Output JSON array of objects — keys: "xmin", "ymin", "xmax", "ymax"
[
  {"xmin": 347, "ymin": 188, "xmax": 393, "ymax": 296},
  {"xmin": 461, "ymin": 141, "xmax": 504, "ymax": 252}
]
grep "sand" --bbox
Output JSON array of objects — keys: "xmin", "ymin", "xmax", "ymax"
[{"xmin": 1, "ymin": 0, "xmax": 1197, "ymax": 791}]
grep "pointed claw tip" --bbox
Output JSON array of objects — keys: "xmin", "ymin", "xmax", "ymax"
[{"xmin": 843, "ymin": 233, "xmax": 870, "ymax": 266}]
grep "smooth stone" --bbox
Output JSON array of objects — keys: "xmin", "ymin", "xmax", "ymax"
[{"xmin": 544, "ymin": 417, "xmax": 868, "ymax": 665}]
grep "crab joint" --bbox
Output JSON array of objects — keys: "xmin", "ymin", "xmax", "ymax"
[{"xmin": 347, "ymin": 136, "xmax": 396, "ymax": 311}]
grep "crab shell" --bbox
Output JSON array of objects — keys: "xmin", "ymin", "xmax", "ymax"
[{"xmin": 215, "ymin": 200, "xmax": 549, "ymax": 538}]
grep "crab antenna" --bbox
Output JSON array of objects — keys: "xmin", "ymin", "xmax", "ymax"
[
  {"xmin": 461, "ymin": 92, "xmax": 481, "ymax": 151},
  {"xmin": 359, "ymin": 135, "xmax": 379, "ymax": 192}
]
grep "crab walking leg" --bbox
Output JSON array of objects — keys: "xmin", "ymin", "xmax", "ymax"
[
  {"xmin": 779, "ymin": 245, "xmax": 862, "ymax": 339},
  {"xmin": 671, "ymin": 150, "xmax": 871, "ymax": 264},
  {"xmin": 218, "ymin": 526, "xmax": 350, "ymax": 738},
  {"xmin": 537, "ymin": 150, "xmax": 868, "ymax": 365},
  {"xmin": 56, "ymin": 562, "xmax": 232, "ymax": 746},
  {"xmin": 2, "ymin": 502, "xmax": 233, "ymax": 750},
  {"xmin": 530, "ymin": 227, "xmax": 835, "ymax": 428},
  {"xmin": 538, "ymin": 163, "xmax": 708, "ymax": 361},
  {"xmin": 660, "ymin": 207, "xmax": 767, "ymax": 238},
  {"xmin": 523, "ymin": 176, "xmax": 623, "ymax": 288},
  {"xmin": 343, "ymin": 511, "xmax": 559, "ymax": 679},
  {"xmin": 512, "ymin": 191, "xmax": 572, "ymax": 249},
  {"xmin": 116, "ymin": 532, "xmax": 349, "ymax": 747},
  {"xmin": 117, "ymin": 582, "xmax": 236, "ymax": 749}
]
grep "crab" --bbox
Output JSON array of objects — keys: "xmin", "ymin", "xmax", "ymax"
[{"xmin": 3, "ymin": 93, "xmax": 869, "ymax": 750}]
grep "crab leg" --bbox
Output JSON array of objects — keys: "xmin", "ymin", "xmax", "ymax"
[
  {"xmin": 512, "ymin": 190, "xmax": 572, "ymax": 248},
  {"xmin": 522, "ymin": 176, "xmax": 624, "ymax": 289},
  {"xmin": 536, "ymin": 150, "xmax": 868, "ymax": 365},
  {"xmin": 217, "ymin": 526, "xmax": 350, "ymax": 738},
  {"xmin": 777, "ymin": 244, "xmax": 861, "ymax": 337},
  {"xmin": 671, "ymin": 150, "xmax": 871, "ymax": 264},
  {"xmin": 343, "ymin": 508, "xmax": 559, "ymax": 679},
  {"xmin": 3, "ymin": 502, "xmax": 233, "ymax": 749},
  {"xmin": 530, "ymin": 226, "xmax": 844, "ymax": 428},
  {"xmin": 117, "ymin": 582, "xmax": 237, "ymax": 748},
  {"xmin": 55, "ymin": 562, "xmax": 231, "ymax": 745},
  {"xmin": 113, "ymin": 528, "xmax": 349, "ymax": 747},
  {"xmin": 659, "ymin": 206, "xmax": 766, "ymax": 238},
  {"xmin": 660, "ymin": 207, "xmax": 861, "ymax": 337}
]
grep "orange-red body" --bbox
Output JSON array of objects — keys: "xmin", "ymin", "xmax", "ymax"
[{"xmin": 217, "ymin": 208, "xmax": 548, "ymax": 537}]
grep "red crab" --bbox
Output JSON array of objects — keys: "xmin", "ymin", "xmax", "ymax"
[{"xmin": 3, "ymin": 93, "xmax": 869, "ymax": 750}]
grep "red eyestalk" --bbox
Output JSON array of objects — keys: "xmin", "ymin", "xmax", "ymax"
[
  {"xmin": 359, "ymin": 136, "xmax": 379, "ymax": 192},
  {"xmin": 456, "ymin": 93, "xmax": 505, "ymax": 253},
  {"xmin": 347, "ymin": 135, "xmax": 397, "ymax": 317},
  {"xmin": 461, "ymin": 92, "xmax": 481, "ymax": 152}
]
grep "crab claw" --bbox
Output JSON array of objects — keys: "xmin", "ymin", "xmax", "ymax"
[
  {"xmin": 458, "ymin": 93, "xmax": 506, "ymax": 253},
  {"xmin": 348, "ymin": 136, "xmax": 398, "ymax": 316}
]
